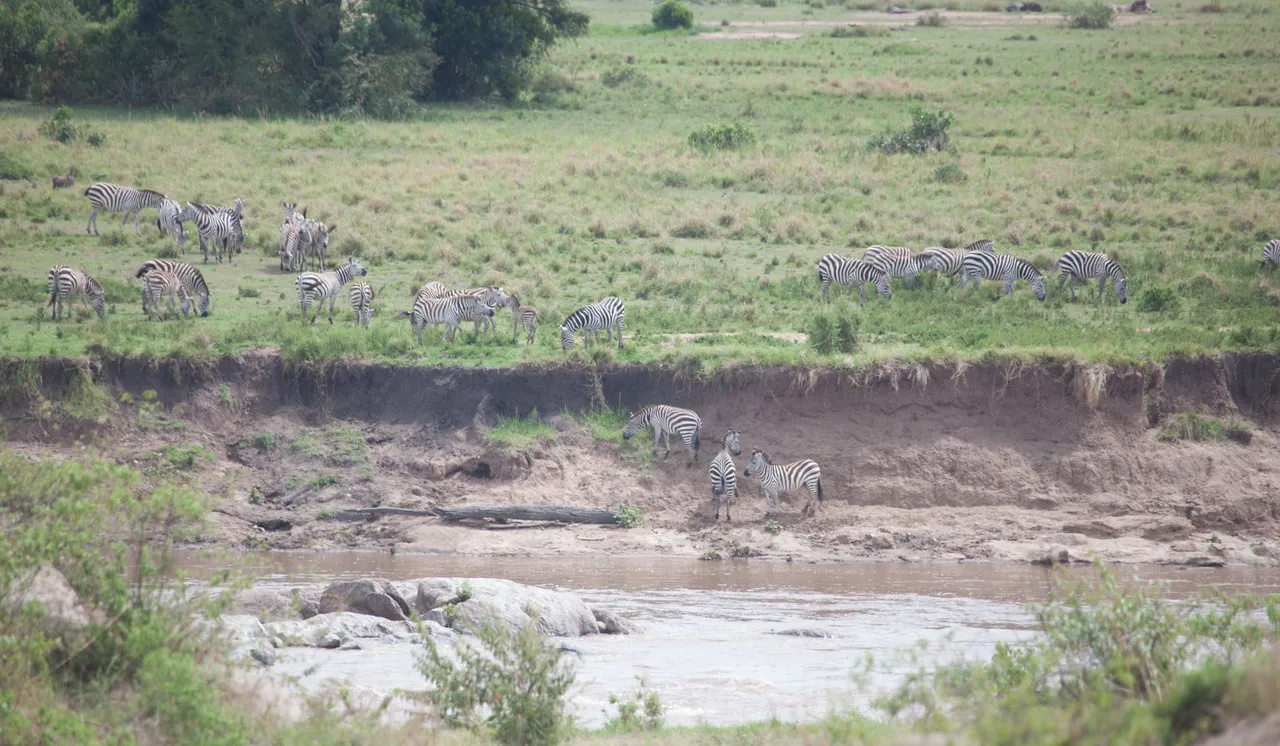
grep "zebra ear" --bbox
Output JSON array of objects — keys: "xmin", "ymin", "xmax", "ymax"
[
  {"xmin": 300, "ymin": 206, "xmax": 308, "ymax": 218},
  {"xmin": 328, "ymin": 223, "xmax": 337, "ymax": 234}
]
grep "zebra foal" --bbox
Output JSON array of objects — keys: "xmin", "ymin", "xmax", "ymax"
[
  {"xmin": 508, "ymin": 295, "xmax": 539, "ymax": 345},
  {"xmin": 623, "ymin": 404, "xmax": 702, "ymax": 467},
  {"xmin": 84, "ymin": 183, "xmax": 166, "ymax": 236},
  {"xmin": 395, "ymin": 295, "xmax": 493, "ymax": 345},
  {"xmin": 1055, "ymin": 250, "xmax": 1127, "ymax": 304},
  {"xmin": 709, "ymin": 429, "xmax": 742, "ymax": 521},
  {"xmin": 560, "ymin": 297, "xmax": 625, "ymax": 350},
  {"xmin": 743, "ymin": 450, "xmax": 823, "ymax": 517},
  {"xmin": 136, "ymin": 260, "xmax": 211, "ymax": 317},
  {"xmin": 142, "ymin": 270, "xmax": 193, "ymax": 321},
  {"xmin": 863, "ymin": 245, "xmax": 926, "ymax": 288},
  {"xmin": 46, "ymin": 265, "xmax": 105, "ymax": 320},
  {"xmin": 296, "ymin": 258, "xmax": 368, "ymax": 324}
]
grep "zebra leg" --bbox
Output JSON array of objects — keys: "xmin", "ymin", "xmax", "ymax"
[
  {"xmin": 713, "ymin": 491, "xmax": 721, "ymax": 521},
  {"xmin": 120, "ymin": 210, "xmax": 131, "ymax": 230},
  {"xmin": 1097, "ymin": 276, "xmax": 1106, "ymax": 302},
  {"xmin": 652, "ymin": 427, "xmax": 662, "ymax": 456},
  {"xmin": 615, "ymin": 321, "xmax": 624, "ymax": 350},
  {"xmin": 1003, "ymin": 278, "xmax": 1014, "ymax": 297},
  {"xmin": 134, "ymin": 210, "xmax": 142, "ymax": 236},
  {"xmin": 821, "ymin": 280, "xmax": 830, "ymax": 303},
  {"xmin": 86, "ymin": 209, "xmax": 97, "ymax": 235},
  {"xmin": 725, "ymin": 490, "xmax": 732, "ymax": 522},
  {"xmin": 1068, "ymin": 275, "xmax": 1078, "ymax": 301},
  {"xmin": 858, "ymin": 285, "xmax": 865, "ymax": 308},
  {"xmin": 327, "ymin": 295, "xmax": 336, "ymax": 324}
]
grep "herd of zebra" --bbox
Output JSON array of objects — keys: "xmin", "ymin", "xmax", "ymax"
[
  {"xmin": 624, "ymin": 404, "xmax": 823, "ymax": 521},
  {"xmin": 817, "ymin": 239, "xmax": 1131, "ymax": 306}
]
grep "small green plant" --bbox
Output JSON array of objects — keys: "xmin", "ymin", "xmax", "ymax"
[
  {"xmin": 418, "ymin": 618, "xmax": 576, "ymax": 746},
  {"xmin": 38, "ymin": 106, "xmax": 105, "ymax": 146},
  {"xmin": 1159, "ymin": 412, "xmax": 1250, "ymax": 444},
  {"xmin": 1065, "ymin": 0, "xmax": 1116, "ymax": 29},
  {"xmin": 236, "ymin": 286, "xmax": 261, "ymax": 299},
  {"xmin": 443, "ymin": 602, "xmax": 460, "ymax": 622},
  {"xmin": 933, "ymin": 164, "xmax": 968, "ymax": 184},
  {"xmin": 764, "ymin": 519, "xmax": 784, "ymax": 535},
  {"xmin": 699, "ymin": 550, "xmax": 722, "ymax": 561},
  {"xmin": 157, "ymin": 444, "xmax": 210, "ymax": 470},
  {"xmin": 252, "ymin": 432, "xmax": 277, "ymax": 452},
  {"xmin": 868, "ymin": 107, "xmax": 955, "ymax": 155},
  {"xmin": 652, "ymin": 0, "xmax": 694, "ymax": 30},
  {"xmin": 613, "ymin": 503, "xmax": 644, "ymax": 528},
  {"xmin": 603, "ymin": 678, "xmax": 665, "ymax": 732},
  {"xmin": 485, "ymin": 408, "xmax": 556, "ymax": 451},
  {"xmin": 310, "ymin": 474, "xmax": 340, "ymax": 488},
  {"xmin": 216, "ymin": 383, "xmax": 234, "ymax": 408},
  {"xmin": 249, "ymin": 486, "xmax": 264, "ymax": 505},
  {"xmin": 1138, "ymin": 286, "xmax": 1179, "ymax": 313},
  {"xmin": 830, "ymin": 25, "xmax": 889, "ymax": 38},
  {"xmin": 316, "ymin": 509, "xmax": 335, "ymax": 520},
  {"xmin": 600, "ymin": 67, "xmax": 647, "ymax": 88},
  {"xmin": 807, "ymin": 313, "xmax": 859, "ymax": 355},
  {"xmin": 916, "ymin": 11, "xmax": 946, "ymax": 26},
  {"xmin": 456, "ymin": 580, "xmax": 475, "ymax": 602},
  {"xmin": 688, "ymin": 123, "xmax": 757, "ymax": 151}
]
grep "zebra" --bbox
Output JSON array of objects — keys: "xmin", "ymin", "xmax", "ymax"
[
  {"xmin": 560, "ymin": 296, "xmax": 625, "ymax": 350},
  {"xmin": 135, "ymin": 260, "xmax": 211, "ymax": 317},
  {"xmin": 622, "ymin": 404, "xmax": 702, "ymax": 467},
  {"xmin": 281, "ymin": 218, "xmax": 312, "ymax": 273},
  {"xmin": 304, "ymin": 221, "xmax": 336, "ymax": 271},
  {"xmin": 182, "ymin": 202, "xmax": 242, "ymax": 265},
  {"xmin": 816, "ymin": 254, "xmax": 892, "ymax": 306},
  {"xmin": 142, "ymin": 269, "xmax": 193, "ymax": 321},
  {"xmin": 742, "ymin": 449, "xmax": 824, "ymax": 517},
  {"xmin": 508, "ymin": 295, "xmax": 539, "ymax": 345},
  {"xmin": 1054, "ymin": 250, "xmax": 1127, "ymax": 304},
  {"xmin": 84, "ymin": 183, "xmax": 166, "ymax": 236},
  {"xmin": 394, "ymin": 295, "xmax": 493, "ymax": 345},
  {"xmin": 415, "ymin": 281, "xmax": 448, "ymax": 300},
  {"xmin": 917, "ymin": 239, "xmax": 997, "ymax": 278},
  {"xmin": 155, "ymin": 198, "xmax": 187, "ymax": 254},
  {"xmin": 709, "ymin": 428, "xmax": 742, "ymax": 521},
  {"xmin": 863, "ymin": 245, "xmax": 926, "ymax": 288},
  {"xmin": 349, "ymin": 282, "xmax": 374, "ymax": 327},
  {"xmin": 46, "ymin": 265, "xmax": 104, "ymax": 320},
  {"xmin": 1263, "ymin": 239, "xmax": 1280, "ymax": 269},
  {"xmin": 279, "ymin": 202, "xmax": 306, "ymax": 270},
  {"xmin": 296, "ymin": 257, "xmax": 368, "ymax": 324},
  {"xmin": 958, "ymin": 252, "xmax": 1046, "ymax": 301}
]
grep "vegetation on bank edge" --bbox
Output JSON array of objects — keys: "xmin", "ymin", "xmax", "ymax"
[{"xmin": 5, "ymin": 450, "xmax": 1280, "ymax": 746}]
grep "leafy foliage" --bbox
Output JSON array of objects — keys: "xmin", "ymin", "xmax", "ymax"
[
  {"xmin": 1065, "ymin": 1, "xmax": 1116, "ymax": 29},
  {"xmin": 603, "ymin": 679, "xmax": 665, "ymax": 732},
  {"xmin": 869, "ymin": 107, "xmax": 955, "ymax": 154},
  {"xmin": 1137, "ymin": 286, "xmax": 1179, "ymax": 313},
  {"xmin": 613, "ymin": 503, "xmax": 644, "ymax": 527},
  {"xmin": 37, "ymin": 106, "xmax": 103, "ymax": 146},
  {"xmin": 688, "ymin": 122, "xmax": 756, "ymax": 151},
  {"xmin": 651, "ymin": 0, "xmax": 694, "ymax": 31},
  {"xmin": 807, "ymin": 313, "xmax": 859, "ymax": 355},
  {"xmin": 1158, "ymin": 412, "xmax": 1251, "ymax": 444}
]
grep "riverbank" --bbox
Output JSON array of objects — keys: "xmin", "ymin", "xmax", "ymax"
[{"xmin": 3, "ymin": 352, "xmax": 1279, "ymax": 566}]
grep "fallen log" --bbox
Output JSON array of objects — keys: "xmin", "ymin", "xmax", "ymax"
[
  {"xmin": 336, "ymin": 507, "xmax": 438, "ymax": 521},
  {"xmin": 440, "ymin": 505, "xmax": 618, "ymax": 525}
]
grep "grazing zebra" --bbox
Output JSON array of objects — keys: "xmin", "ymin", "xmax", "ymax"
[
  {"xmin": 863, "ymin": 245, "xmax": 926, "ymax": 288},
  {"xmin": 1263, "ymin": 239, "xmax": 1280, "ymax": 268},
  {"xmin": 918, "ymin": 239, "xmax": 997, "ymax": 278},
  {"xmin": 135, "ymin": 260, "xmax": 211, "ymax": 317},
  {"xmin": 142, "ymin": 270, "xmax": 193, "ymax": 321},
  {"xmin": 709, "ymin": 428, "xmax": 742, "ymax": 521},
  {"xmin": 560, "ymin": 296, "xmax": 625, "ymax": 350},
  {"xmin": 305, "ymin": 221, "xmax": 335, "ymax": 271},
  {"xmin": 415, "ymin": 281, "xmax": 448, "ymax": 300},
  {"xmin": 154, "ymin": 198, "xmax": 187, "ymax": 254},
  {"xmin": 46, "ymin": 265, "xmax": 104, "ymax": 320},
  {"xmin": 817, "ymin": 254, "xmax": 892, "ymax": 306},
  {"xmin": 958, "ymin": 252, "xmax": 1046, "ymax": 301},
  {"xmin": 296, "ymin": 258, "xmax": 368, "ymax": 324},
  {"xmin": 509, "ymin": 295, "xmax": 539, "ymax": 345},
  {"xmin": 395, "ymin": 295, "xmax": 493, "ymax": 345},
  {"xmin": 743, "ymin": 450, "xmax": 824, "ymax": 517},
  {"xmin": 1055, "ymin": 250, "xmax": 1128, "ymax": 304},
  {"xmin": 349, "ymin": 282, "xmax": 374, "ymax": 328},
  {"xmin": 623, "ymin": 404, "xmax": 702, "ymax": 467},
  {"xmin": 182, "ymin": 202, "xmax": 242, "ymax": 265},
  {"xmin": 84, "ymin": 183, "xmax": 166, "ymax": 236}
]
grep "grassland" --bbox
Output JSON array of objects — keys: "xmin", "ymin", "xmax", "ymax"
[{"xmin": 0, "ymin": 1, "xmax": 1277, "ymax": 370}]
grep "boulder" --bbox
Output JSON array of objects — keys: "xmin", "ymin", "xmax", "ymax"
[
  {"xmin": 592, "ymin": 608, "xmax": 635, "ymax": 635},
  {"xmin": 264, "ymin": 612, "xmax": 418, "ymax": 648},
  {"xmin": 217, "ymin": 614, "xmax": 268, "ymax": 646},
  {"xmin": 415, "ymin": 578, "xmax": 599, "ymax": 637},
  {"xmin": 772, "ymin": 628, "xmax": 837, "ymax": 639},
  {"xmin": 4, "ymin": 566, "xmax": 98, "ymax": 635},
  {"xmin": 317, "ymin": 579, "xmax": 409, "ymax": 621}
]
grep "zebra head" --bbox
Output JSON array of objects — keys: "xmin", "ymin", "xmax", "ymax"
[
  {"xmin": 1113, "ymin": 271, "xmax": 1128, "ymax": 304},
  {"xmin": 1031, "ymin": 274, "xmax": 1046, "ymax": 301},
  {"xmin": 559, "ymin": 325, "xmax": 575, "ymax": 350},
  {"xmin": 622, "ymin": 406, "xmax": 654, "ymax": 440},
  {"xmin": 314, "ymin": 222, "xmax": 335, "ymax": 256},
  {"xmin": 85, "ymin": 276, "xmax": 105, "ymax": 319},
  {"xmin": 343, "ymin": 256, "xmax": 367, "ymax": 277},
  {"xmin": 874, "ymin": 271, "xmax": 893, "ymax": 300},
  {"xmin": 723, "ymin": 428, "xmax": 741, "ymax": 457},
  {"xmin": 743, "ymin": 449, "xmax": 770, "ymax": 478},
  {"xmin": 1017, "ymin": 259, "xmax": 1045, "ymax": 301},
  {"xmin": 282, "ymin": 202, "xmax": 296, "ymax": 222}
]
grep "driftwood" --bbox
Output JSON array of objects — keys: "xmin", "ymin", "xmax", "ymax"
[{"xmin": 336, "ymin": 505, "xmax": 619, "ymax": 525}]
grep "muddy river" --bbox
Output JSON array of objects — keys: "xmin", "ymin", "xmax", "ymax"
[{"xmin": 177, "ymin": 552, "xmax": 1280, "ymax": 727}]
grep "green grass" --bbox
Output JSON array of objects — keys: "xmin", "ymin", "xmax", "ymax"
[
  {"xmin": 484, "ymin": 408, "xmax": 557, "ymax": 450},
  {"xmin": 1158, "ymin": 412, "xmax": 1252, "ymax": 443},
  {"xmin": 0, "ymin": 3, "xmax": 1278, "ymax": 371}
]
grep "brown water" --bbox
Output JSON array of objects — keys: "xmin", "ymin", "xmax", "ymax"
[{"xmin": 177, "ymin": 551, "xmax": 1280, "ymax": 727}]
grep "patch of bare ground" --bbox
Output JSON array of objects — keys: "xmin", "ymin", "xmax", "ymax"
[{"xmin": 3, "ymin": 353, "xmax": 1279, "ymax": 566}]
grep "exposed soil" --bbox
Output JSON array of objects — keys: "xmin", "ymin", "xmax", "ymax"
[{"xmin": 3, "ymin": 352, "xmax": 1280, "ymax": 566}]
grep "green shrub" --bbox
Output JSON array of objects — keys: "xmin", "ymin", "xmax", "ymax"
[
  {"xmin": 868, "ymin": 107, "xmax": 955, "ymax": 155},
  {"xmin": 603, "ymin": 679, "xmax": 665, "ymax": 732},
  {"xmin": 652, "ymin": 0, "xmax": 694, "ymax": 30},
  {"xmin": 236, "ymin": 286, "xmax": 261, "ymax": 299},
  {"xmin": 830, "ymin": 24, "xmax": 890, "ymax": 38},
  {"xmin": 613, "ymin": 503, "xmax": 644, "ymax": 527},
  {"xmin": 485, "ymin": 408, "xmax": 556, "ymax": 450},
  {"xmin": 601, "ymin": 66, "xmax": 647, "ymax": 88},
  {"xmin": 1158, "ymin": 412, "xmax": 1251, "ymax": 444},
  {"xmin": 157, "ymin": 444, "xmax": 211, "ymax": 470},
  {"xmin": 418, "ymin": 618, "xmax": 576, "ymax": 746},
  {"xmin": 933, "ymin": 164, "xmax": 968, "ymax": 184},
  {"xmin": 807, "ymin": 313, "xmax": 859, "ymax": 355},
  {"xmin": 1065, "ymin": 1, "xmax": 1116, "ymax": 29},
  {"xmin": 37, "ymin": 106, "xmax": 104, "ymax": 146},
  {"xmin": 1137, "ymin": 286, "xmax": 1179, "ymax": 313},
  {"xmin": 688, "ymin": 122, "xmax": 756, "ymax": 151},
  {"xmin": 757, "ymin": 0, "xmax": 777, "ymax": 6},
  {"xmin": 764, "ymin": 519, "xmax": 784, "ymax": 535},
  {"xmin": 0, "ymin": 151, "xmax": 34, "ymax": 180},
  {"xmin": 916, "ymin": 12, "xmax": 946, "ymax": 26}
]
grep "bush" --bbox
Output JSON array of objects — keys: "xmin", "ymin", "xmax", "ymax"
[
  {"xmin": 917, "ymin": 12, "xmax": 946, "ymax": 26},
  {"xmin": 601, "ymin": 66, "xmax": 647, "ymax": 88},
  {"xmin": 933, "ymin": 164, "xmax": 968, "ymax": 184},
  {"xmin": 652, "ymin": 0, "xmax": 694, "ymax": 30},
  {"xmin": 1137, "ymin": 286, "xmax": 1178, "ymax": 313},
  {"xmin": 1065, "ymin": 1, "xmax": 1116, "ymax": 29},
  {"xmin": 418, "ymin": 618, "xmax": 576, "ymax": 746},
  {"xmin": 603, "ymin": 679, "xmax": 665, "ymax": 732},
  {"xmin": 37, "ymin": 106, "xmax": 104, "ymax": 146},
  {"xmin": 613, "ymin": 503, "xmax": 644, "ymax": 527},
  {"xmin": 808, "ymin": 313, "xmax": 859, "ymax": 355},
  {"xmin": 829, "ymin": 25, "xmax": 890, "ymax": 38},
  {"xmin": 688, "ymin": 123, "xmax": 756, "ymax": 151},
  {"xmin": 868, "ymin": 107, "xmax": 955, "ymax": 155}
]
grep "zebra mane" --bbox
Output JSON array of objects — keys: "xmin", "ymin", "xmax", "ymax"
[
  {"xmin": 628, "ymin": 404, "xmax": 656, "ymax": 420},
  {"xmin": 751, "ymin": 449, "xmax": 771, "ymax": 464},
  {"xmin": 139, "ymin": 189, "xmax": 166, "ymax": 199},
  {"xmin": 84, "ymin": 275, "xmax": 103, "ymax": 293},
  {"xmin": 1014, "ymin": 258, "xmax": 1042, "ymax": 276}
]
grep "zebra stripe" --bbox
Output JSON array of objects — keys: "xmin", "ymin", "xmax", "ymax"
[
  {"xmin": 1055, "ymin": 250, "xmax": 1127, "ymax": 304},
  {"xmin": 135, "ymin": 260, "xmax": 211, "ymax": 317},
  {"xmin": 395, "ymin": 295, "xmax": 493, "ymax": 345},
  {"xmin": 279, "ymin": 203, "xmax": 306, "ymax": 271},
  {"xmin": 296, "ymin": 258, "xmax": 368, "ymax": 324},
  {"xmin": 560, "ymin": 296, "xmax": 625, "ymax": 350},
  {"xmin": 508, "ymin": 294, "xmax": 539, "ymax": 345},
  {"xmin": 304, "ymin": 221, "xmax": 335, "ymax": 271},
  {"xmin": 182, "ymin": 202, "xmax": 242, "ymax": 265},
  {"xmin": 1263, "ymin": 239, "xmax": 1280, "ymax": 268},
  {"xmin": 155, "ymin": 199, "xmax": 187, "ymax": 254},
  {"xmin": 84, "ymin": 183, "xmax": 166, "ymax": 236},
  {"xmin": 743, "ymin": 449, "xmax": 823, "ymax": 517},
  {"xmin": 623, "ymin": 404, "xmax": 702, "ymax": 467},
  {"xmin": 958, "ymin": 252, "xmax": 1046, "ymax": 301},
  {"xmin": 709, "ymin": 429, "xmax": 742, "ymax": 521},
  {"xmin": 816, "ymin": 254, "xmax": 892, "ymax": 306},
  {"xmin": 142, "ymin": 270, "xmax": 192, "ymax": 321},
  {"xmin": 863, "ymin": 245, "xmax": 925, "ymax": 288},
  {"xmin": 46, "ymin": 265, "xmax": 104, "ymax": 320},
  {"xmin": 918, "ymin": 240, "xmax": 997, "ymax": 278},
  {"xmin": 349, "ymin": 282, "xmax": 374, "ymax": 328}
]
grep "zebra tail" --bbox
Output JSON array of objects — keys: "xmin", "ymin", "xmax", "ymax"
[
  {"xmin": 817, "ymin": 478, "xmax": 824, "ymax": 503},
  {"xmin": 393, "ymin": 310, "xmax": 410, "ymax": 320},
  {"xmin": 693, "ymin": 428, "xmax": 701, "ymax": 454},
  {"xmin": 83, "ymin": 186, "xmax": 92, "ymax": 196}
]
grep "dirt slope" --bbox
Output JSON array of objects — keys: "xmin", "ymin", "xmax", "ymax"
[{"xmin": 3, "ymin": 353, "xmax": 1279, "ymax": 565}]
